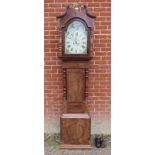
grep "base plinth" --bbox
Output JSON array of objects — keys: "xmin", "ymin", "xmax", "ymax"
[
  {"xmin": 59, "ymin": 144, "xmax": 92, "ymax": 149},
  {"xmin": 60, "ymin": 113, "xmax": 91, "ymax": 148}
]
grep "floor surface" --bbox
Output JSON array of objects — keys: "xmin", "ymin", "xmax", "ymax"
[
  {"xmin": 45, "ymin": 147, "xmax": 111, "ymax": 155},
  {"xmin": 44, "ymin": 134, "xmax": 111, "ymax": 155}
]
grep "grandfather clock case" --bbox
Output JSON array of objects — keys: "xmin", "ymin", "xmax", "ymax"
[{"xmin": 57, "ymin": 5, "xmax": 96, "ymax": 149}]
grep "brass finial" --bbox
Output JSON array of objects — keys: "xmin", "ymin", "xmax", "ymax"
[{"xmin": 73, "ymin": 0, "xmax": 79, "ymax": 10}]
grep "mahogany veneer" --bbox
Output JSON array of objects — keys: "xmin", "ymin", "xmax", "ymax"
[
  {"xmin": 60, "ymin": 113, "xmax": 91, "ymax": 148},
  {"xmin": 57, "ymin": 4, "xmax": 96, "ymax": 149}
]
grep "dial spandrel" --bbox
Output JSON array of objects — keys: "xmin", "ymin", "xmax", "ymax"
[{"xmin": 65, "ymin": 21, "xmax": 87, "ymax": 54}]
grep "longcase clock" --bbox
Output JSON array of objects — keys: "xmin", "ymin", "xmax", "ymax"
[{"xmin": 57, "ymin": 4, "xmax": 96, "ymax": 149}]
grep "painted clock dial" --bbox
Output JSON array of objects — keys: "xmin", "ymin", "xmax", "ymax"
[{"xmin": 65, "ymin": 21, "xmax": 88, "ymax": 54}]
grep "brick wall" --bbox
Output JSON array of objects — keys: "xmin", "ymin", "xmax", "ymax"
[{"xmin": 44, "ymin": 0, "xmax": 111, "ymax": 134}]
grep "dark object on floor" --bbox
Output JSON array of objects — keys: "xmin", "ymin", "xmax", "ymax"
[{"xmin": 95, "ymin": 135, "xmax": 103, "ymax": 148}]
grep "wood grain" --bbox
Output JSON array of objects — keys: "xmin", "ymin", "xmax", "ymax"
[{"xmin": 60, "ymin": 114, "xmax": 91, "ymax": 145}]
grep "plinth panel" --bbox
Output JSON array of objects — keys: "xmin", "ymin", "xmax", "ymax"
[{"xmin": 60, "ymin": 113, "xmax": 91, "ymax": 147}]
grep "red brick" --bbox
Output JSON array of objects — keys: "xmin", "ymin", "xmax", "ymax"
[{"xmin": 44, "ymin": 0, "xmax": 111, "ymax": 124}]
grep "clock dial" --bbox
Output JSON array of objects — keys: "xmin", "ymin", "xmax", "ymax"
[{"xmin": 65, "ymin": 21, "xmax": 87, "ymax": 54}]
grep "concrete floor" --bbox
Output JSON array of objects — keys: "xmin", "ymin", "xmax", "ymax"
[
  {"xmin": 45, "ymin": 147, "xmax": 111, "ymax": 155},
  {"xmin": 45, "ymin": 141, "xmax": 111, "ymax": 155},
  {"xmin": 44, "ymin": 134, "xmax": 111, "ymax": 155}
]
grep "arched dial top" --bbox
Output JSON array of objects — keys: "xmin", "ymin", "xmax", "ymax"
[
  {"xmin": 65, "ymin": 21, "xmax": 87, "ymax": 54},
  {"xmin": 57, "ymin": 5, "xmax": 96, "ymax": 61}
]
